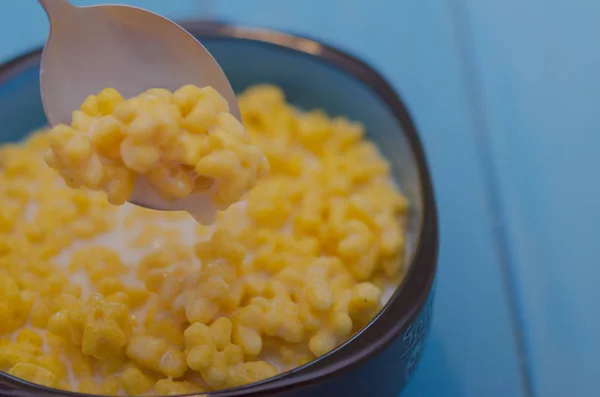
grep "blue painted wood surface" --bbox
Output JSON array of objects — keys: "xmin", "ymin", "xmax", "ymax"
[
  {"xmin": 1, "ymin": 0, "xmax": 597, "ymax": 396},
  {"xmin": 459, "ymin": 1, "xmax": 600, "ymax": 396}
]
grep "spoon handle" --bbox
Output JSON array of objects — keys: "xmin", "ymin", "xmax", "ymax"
[{"xmin": 38, "ymin": 0, "xmax": 74, "ymax": 21}]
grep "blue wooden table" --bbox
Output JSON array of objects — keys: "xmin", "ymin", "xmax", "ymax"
[{"xmin": 1, "ymin": 1, "xmax": 598, "ymax": 396}]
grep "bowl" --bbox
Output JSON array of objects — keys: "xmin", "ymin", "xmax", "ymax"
[{"xmin": 0, "ymin": 21, "xmax": 438, "ymax": 397}]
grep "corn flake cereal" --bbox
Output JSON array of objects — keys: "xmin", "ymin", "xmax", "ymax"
[{"xmin": 0, "ymin": 85, "xmax": 408, "ymax": 395}]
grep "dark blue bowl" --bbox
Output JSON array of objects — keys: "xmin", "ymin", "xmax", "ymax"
[{"xmin": 0, "ymin": 21, "xmax": 438, "ymax": 397}]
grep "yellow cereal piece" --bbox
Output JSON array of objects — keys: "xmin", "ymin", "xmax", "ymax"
[
  {"xmin": 186, "ymin": 344, "xmax": 215, "ymax": 371},
  {"xmin": 159, "ymin": 348, "xmax": 188, "ymax": 378},
  {"xmin": 297, "ymin": 110, "xmax": 333, "ymax": 151},
  {"xmin": 232, "ymin": 325, "xmax": 262, "ymax": 357},
  {"xmin": 47, "ymin": 309, "xmax": 70, "ymax": 337},
  {"xmin": 126, "ymin": 285, "xmax": 150, "ymax": 309},
  {"xmin": 196, "ymin": 230, "xmax": 247, "ymax": 267},
  {"xmin": 298, "ymin": 301, "xmax": 322, "ymax": 333},
  {"xmin": 0, "ymin": 273, "xmax": 27, "ymax": 333},
  {"xmin": 126, "ymin": 335, "xmax": 187, "ymax": 378},
  {"xmin": 96, "ymin": 353, "xmax": 126, "ymax": 377},
  {"xmin": 104, "ymin": 166, "xmax": 136, "ymax": 205},
  {"xmin": 119, "ymin": 367, "xmax": 155, "ymax": 396},
  {"xmin": 137, "ymin": 243, "xmax": 191, "ymax": 276},
  {"xmin": 184, "ymin": 322, "xmax": 213, "ymax": 348},
  {"xmin": 54, "ymin": 295, "xmax": 133, "ymax": 360},
  {"xmin": 0, "ymin": 344, "xmax": 36, "ymax": 370},
  {"xmin": 0, "ymin": 213, "xmax": 16, "ymax": 234},
  {"xmin": 120, "ymin": 138, "xmax": 161, "ymax": 174},
  {"xmin": 185, "ymin": 295, "xmax": 219, "ymax": 325},
  {"xmin": 37, "ymin": 356, "xmax": 67, "ymax": 379},
  {"xmin": 309, "ymin": 330, "xmax": 337, "ymax": 357},
  {"xmin": 91, "ymin": 115, "xmax": 124, "ymax": 158},
  {"xmin": 97, "ymin": 278, "xmax": 126, "ymax": 296},
  {"xmin": 71, "ymin": 110, "xmax": 93, "ymax": 131},
  {"xmin": 78, "ymin": 377, "xmax": 101, "ymax": 394},
  {"xmin": 64, "ymin": 134, "xmax": 93, "ymax": 162},
  {"xmin": 81, "ymin": 317, "xmax": 127, "ymax": 360},
  {"xmin": 181, "ymin": 87, "xmax": 229, "ymax": 134},
  {"xmin": 97, "ymin": 88, "xmax": 125, "ymax": 115},
  {"xmin": 227, "ymin": 361, "xmax": 278, "ymax": 388},
  {"xmin": 69, "ymin": 246, "xmax": 128, "ymax": 281},
  {"xmin": 201, "ymin": 355, "xmax": 229, "ymax": 388},
  {"xmin": 155, "ymin": 379, "xmax": 200, "ymax": 396},
  {"xmin": 81, "ymin": 95, "xmax": 100, "ymax": 116},
  {"xmin": 113, "ymin": 101, "xmax": 137, "ymax": 124},
  {"xmin": 349, "ymin": 282, "xmax": 382, "ymax": 313},
  {"xmin": 210, "ymin": 317, "xmax": 233, "ymax": 350},
  {"xmin": 100, "ymin": 376, "xmax": 121, "ymax": 396},
  {"xmin": 222, "ymin": 343, "xmax": 244, "ymax": 365},
  {"xmin": 106, "ymin": 291, "xmax": 130, "ymax": 306},
  {"xmin": 328, "ymin": 312, "xmax": 353, "ymax": 338},
  {"xmin": 146, "ymin": 165, "xmax": 196, "ymax": 200},
  {"xmin": 304, "ymin": 279, "xmax": 334, "ymax": 312},
  {"xmin": 173, "ymin": 84, "xmax": 205, "ymax": 116},
  {"xmin": 15, "ymin": 329, "xmax": 43, "ymax": 348},
  {"xmin": 8, "ymin": 363, "xmax": 57, "ymax": 388}
]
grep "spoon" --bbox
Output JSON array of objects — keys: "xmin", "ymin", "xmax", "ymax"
[{"xmin": 38, "ymin": 0, "xmax": 239, "ymax": 221}]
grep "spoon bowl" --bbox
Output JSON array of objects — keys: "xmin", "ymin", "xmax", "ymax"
[
  {"xmin": 38, "ymin": 0, "xmax": 240, "ymax": 215},
  {"xmin": 38, "ymin": 0, "xmax": 240, "ymax": 126}
]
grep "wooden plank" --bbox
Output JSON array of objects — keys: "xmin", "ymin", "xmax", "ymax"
[{"xmin": 461, "ymin": 0, "xmax": 600, "ymax": 396}]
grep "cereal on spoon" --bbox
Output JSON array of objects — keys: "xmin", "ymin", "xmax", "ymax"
[{"xmin": 45, "ymin": 84, "xmax": 269, "ymax": 219}]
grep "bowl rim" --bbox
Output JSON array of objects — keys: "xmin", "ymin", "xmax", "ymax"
[{"xmin": 0, "ymin": 20, "xmax": 438, "ymax": 397}]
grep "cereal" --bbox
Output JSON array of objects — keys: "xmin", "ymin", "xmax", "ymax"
[
  {"xmin": 0, "ymin": 85, "xmax": 408, "ymax": 395},
  {"xmin": 45, "ymin": 85, "xmax": 269, "ymax": 211}
]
